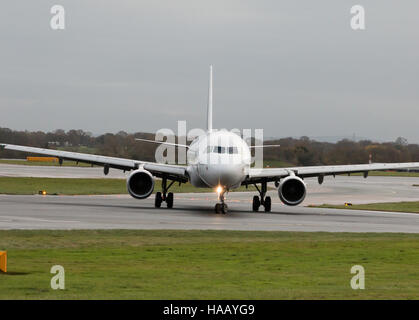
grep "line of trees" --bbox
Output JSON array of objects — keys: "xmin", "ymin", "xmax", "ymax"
[
  {"xmin": 263, "ymin": 136, "xmax": 419, "ymax": 166},
  {"xmin": 0, "ymin": 128, "xmax": 157, "ymax": 162},
  {"xmin": 1, "ymin": 127, "xmax": 419, "ymax": 166}
]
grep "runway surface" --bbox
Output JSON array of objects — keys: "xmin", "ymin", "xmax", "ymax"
[
  {"xmin": 1, "ymin": 164, "xmax": 419, "ymax": 232},
  {"xmin": 1, "ymin": 191, "xmax": 419, "ymax": 233},
  {"xmin": 0, "ymin": 163, "xmax": 128, "ymax": 178}
]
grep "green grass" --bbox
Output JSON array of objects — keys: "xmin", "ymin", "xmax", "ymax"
[
  {"xmin": 56, "ymin": 146, "xmax": 99, "ymax": 154},
  {"xmin": 1, "ymin": 230, "xmax": 419, "ymax": 299},
  {"xmin": 263, "ymin": 160, "xmax": 295, "ymax": 168},
  {"xmin": 311, "ymin": 201, "xmax": 419, "ymax": 214},
  {"xmin": 352, "ymin": 171, "xmax": 419, "ymax": 177},
  {"xmin": 0, "ymin": 177, "xmax": 257, "ymax": 195},
  {"xmin": 0, "ymin": 159, "xmax": 91, "ymax": 167}
]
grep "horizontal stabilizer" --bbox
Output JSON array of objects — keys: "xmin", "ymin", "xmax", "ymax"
[
  {"xmin": 249, "ymin": 144, "xmax": 281, "ymax": 148},
  {"xmin": 135, "ymin": 138, "xmax": 189, "ymax": 148}
]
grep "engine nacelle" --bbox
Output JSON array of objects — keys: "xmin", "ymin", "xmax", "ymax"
[
  {"xmin": 126, "ymin": 169, "xmax": 155, "ymax": 199},
  {"xmin": 278, "ymin": 175, "xmax": 306, "ymax": 206}
]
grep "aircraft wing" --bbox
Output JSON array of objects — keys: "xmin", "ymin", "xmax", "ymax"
[
  {"xmin": 0, "ymin": 143, "xmax": 188, "ymax": 182},
  {"xmin": 246, "ymin": 162, "xmax": 419, "ymax": 183}
]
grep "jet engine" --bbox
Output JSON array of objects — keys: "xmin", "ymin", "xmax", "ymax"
[
  {"xmin": 126, "ymin": 169, "xmax": 155, "ymax": 199},
  {"xmin": 278, "ymin": 175, "xmax": 306, "ymax": 206}
]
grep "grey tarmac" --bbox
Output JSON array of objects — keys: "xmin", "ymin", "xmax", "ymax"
[
  {"xmin": 1, "ymin": 164, "xmax": 419, "ymax": 232},
  {"xmin": 1, "ymin": 190, "xmax": 419, "ymax": 232},
  {"xmin": 0, "ymin": 163, "xmax": 128, "ymax": 179}
]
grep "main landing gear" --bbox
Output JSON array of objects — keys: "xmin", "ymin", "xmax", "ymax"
[
  {"xmin": 215, "ymin": 188, "xmax": 228, "ymax": 214},
  {"xmin": 155, "ymin": 177, "xmax": 175, "ymax": 208},
  {"xmin": 252, "ymin": 180, "xmax": 271, "ymax": 212}
]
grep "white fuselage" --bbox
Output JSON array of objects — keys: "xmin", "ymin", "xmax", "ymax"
[{"xmin": 186, "ymin": 130, "xmax": 251, "ymax": 190}]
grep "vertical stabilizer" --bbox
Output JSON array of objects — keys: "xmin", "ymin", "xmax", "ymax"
[{"xmin": 207, "ymin": 65, "xmax": 213, "ymax": 132}]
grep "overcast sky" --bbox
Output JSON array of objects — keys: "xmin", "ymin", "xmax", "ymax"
[{"xmin": 0, "ymin": 1, "xmax": 418, "ymax": 142}]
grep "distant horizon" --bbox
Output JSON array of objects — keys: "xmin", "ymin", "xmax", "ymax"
[{"xmin": 1, "ymin": 126, "xmax": 414, "ymax": 145}]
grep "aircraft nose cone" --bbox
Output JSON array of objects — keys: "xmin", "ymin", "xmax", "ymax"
[{"xmin": 199, "ymin": 163, "xmax": 245, "ymax": 188}]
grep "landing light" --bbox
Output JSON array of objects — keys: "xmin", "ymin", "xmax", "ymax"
[{"xmin": 216, "ymin": 186, "xmax": 223, "ymax": 194}]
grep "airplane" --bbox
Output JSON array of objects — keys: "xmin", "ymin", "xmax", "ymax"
[{"xmin": 2, "ymin": 66, "xmax": 419, "ymax": 214}]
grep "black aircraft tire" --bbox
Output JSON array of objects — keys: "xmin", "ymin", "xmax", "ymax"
[
  {"xmin": 221, "ymin": 203, "xmax": 228, "ymax": 214},
  {"xmin": 264, "ymin": 196, "xmax": 272, "ymax": 212},
  {"xmin": 252, "ymin": 196, "xmax": 260, "ymax": 212},
  {"xmin": 155, "ymin": 192, "xmax": 162, "ymax": 208},
  {"xmin": 166, "ymin": 192, "xmax": 174, "ymax": 208}
]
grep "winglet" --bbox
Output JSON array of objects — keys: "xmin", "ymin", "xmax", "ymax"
[{"xmin": 207, "ymin": 65, "xmax": 213, "ymax": 133}]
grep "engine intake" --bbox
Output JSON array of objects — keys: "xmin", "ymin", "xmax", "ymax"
[
  {"xmin": 278, "ymin": 175, "xmax": 306, "ymax": 206},
  {"xmin": 127, "ymin": 169, "xmax": 155, "ymax": 199}
]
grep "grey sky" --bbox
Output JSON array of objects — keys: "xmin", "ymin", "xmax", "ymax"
[{"xmin": 0, "ymin": 1, "xmax": 418, "ymax": 142}]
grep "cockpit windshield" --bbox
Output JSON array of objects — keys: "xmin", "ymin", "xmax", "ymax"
[
  {"xmin": 228, "ymin": 147, "xmax": 238, "ymax": 154},
  {"xmin": 206, "ymin": 146, "xmax": 238, "ymax": 154}
]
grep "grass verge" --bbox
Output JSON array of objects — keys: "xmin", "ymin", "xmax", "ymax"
[
  {"xmin": 352, "ymin": 171, "xmax": 419, "ymax": 177},
  {"xmin": 0, "ymin": 230, "xmax": 418, "ymax": 299},
  {"xmin": 0, "ymin": 159, "xmax": 91, "ymax": 167},
  {"xmin": 311, "ymin": 202, "xmax": 419, "ymax": 214},
  {"xmin": 0, "ymin": 177, "xmax": 257, "ymax": 195}
]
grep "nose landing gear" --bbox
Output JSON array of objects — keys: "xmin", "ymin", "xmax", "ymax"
[
  {"xmin": 215, "ymin": 187, "xmax": 228, "ymax": 214},
  {"xmin": 252, "ymin": 180, "xmax": 272, "ymax": 212},
  {"xmin": 215, "ymin": 203, "xmax": 228, "ymax": 214}
]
